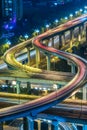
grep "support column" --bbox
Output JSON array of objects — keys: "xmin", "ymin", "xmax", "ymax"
[
  {"xmin": 83, "ymin": 125, "xmax": 87, "ymax": 130},
  {"xmin": 83, "ymin": 84, "xmax": 87, "ymax": 100},
  {"xmin": 86, "ymin": 25, "xmax": 87, "ymax": 42},
  {"xmin": 27, "ymin": 47, "xmax": 31, "ymax": 65},
  {"xmin": 16, "ymin": 81, "xmax": 20, "ymax": 94},
  {"xmin": 0, "ymin": 122, "xmax": 3, "ymax": 130},
  {"xmin": 23, "ymin": 116, "xmax": 34, "ymax": 130},
  {"xmin": 63, "ymin": 33, "xmax": 66, "ymax": 46},
  {"xmin": 78, "ymin": 26, "xmax": 81, "ymax": 42},
  {"xmin": 48, "ymin": 123, "xmax": 52, "ymax": 130},
  {"xmin": 27, "ymin": 82, "xmax": 31, "ymax": 94},
  {"xmin": 52, "ymin": 37, "xmax": 54, "ymax": 47},
  {"xmin": 82, "ymin": 24, "xmax": 85, "ymax": 38},
  {"xmin": 52, "ymin": 120, "xmax": 59, "ymax": 130},
  {"xmin": 59, "ymin": 34, "xmax": 62, "ymax": 49},
  {"xmin": 36, "ymin": 48, "xmax": 40, "ymax": 68},
  {"xmin": 70, "ymin": 29, "xmax": 74, "ymax": 48},
  {"xmin": 46, "ymin": 54, "xmax": 51, "ymax": 70},
  {"xmin": 36, "ymin": 120, "xmax": 42, "ymax": 130},
  {"xmin": 71, "ymin": 64, "xmax": 76, "ymax": 74},
  {"xmin": 67, "ymin": 60, "xmax": 75, "ymax": 74}
]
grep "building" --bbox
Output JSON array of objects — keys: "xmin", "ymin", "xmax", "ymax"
[{"xmin": 2, "ymin": 0, "xmax": 23, "ymax": 21}]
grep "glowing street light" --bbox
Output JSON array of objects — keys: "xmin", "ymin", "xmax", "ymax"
[
  {"xmin": 84, "ymin": 10, "xmax": 87, "ymax": 14},
  {"xmin": 55, "ymin": 19, "xmax": 59, "ymax": 23},
  {"xmin": 24, "ymin": 34, "xmax": 29, "ymax": 40},
  {"xmin": 7, "ymin": 40, "xmax": 11, "ymax": 45},
  {"xmin": 70, "ymin": 14, "xmax": 73, "ymax": 17},
  {"xmin": 75, "ymin": 11, "xmax": 78, "ymax": 15},
  {"xmin": 84, "ymin": 6, "xmax": 87, "ymax": 9},
  {"xmin": 46, "ymin": 24, "xmax": 49, "ymax": 28},
  {"xmin": 65, "ymin": 17, "xmax": 68, "ymax": 20},
  {"xmin": 35, "ymin": 29, "xmax": 40, "ymax": 35},
  {"xmin": 80, "ymin": 9, "xmax": 82, "ymax": 12},
  {"xmin": 45, "ymin": 24, "xmax": 50, "ymax": 31}
]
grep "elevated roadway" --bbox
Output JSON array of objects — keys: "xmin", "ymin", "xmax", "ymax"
[{"xmin": 0, "ymin": 14, "xmax": 87, "ymax": 123}]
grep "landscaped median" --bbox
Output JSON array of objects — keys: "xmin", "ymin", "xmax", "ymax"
[{"xmin": 0, "ymin": 92, "xmax": 41, "ymax": 100}]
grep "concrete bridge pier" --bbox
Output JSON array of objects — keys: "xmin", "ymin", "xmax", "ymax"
[
  {"xmin": 23, "ymin": 116, "xmax": 34, "ymax": 130},
  {"xmin": 52, "ymin": 120, "xmax": 59, "ymax": 130},
  {"xmin": 70, "ymin": 29, "xmax": 74, "ymax": 48},
  {"xmin": 51, "ymin": 37, "xmax": 55, "ymax": 47},
  {"xmin": 82, "ymin": 24, "xmax": 85, "ymax": 38},
  {"xmin": 83, "ymin": 125, "xmax": 87, "ymax": 130},
  {"xmin": 0, "ymin": 122, "xmax": 3, "ymax": 130},
  {"xmin": 35, "ymin": 120, "xmax": 42, "ymax": 130},
  {"xmin": 59, "ymin": 34, "xmax": 62, "ymax": 49},
  {"xmin": 46, "ymin": 54, "xmax": 51, "ymax": 70},
  {"xmin": 16, "ymin": 81, "xmax": 21, "ymax": 94},
  {"xmin": 78, "ymin": 26, "xmax": 81, "ymax": 42},
  {"xmin": 67, "ymin": 60, "xmax": 76, "ymax": 74},
  {"xmin": 62, "ymin": 33, "xmax": 66, "ymax": 46},
  {"xmin": 26, "ymin": 47, "xmax": 31, "ymax": 65},
  {"xmin": 82, "ymin": 84, "xmax": 87, "ymax": 101},
  {"xmin": 86, "ymin": 25, "xmax": 87, "ymax": 42},
  {"xmin": 35, "ymin": 48, "xmax": 40, "ymax": 68}
]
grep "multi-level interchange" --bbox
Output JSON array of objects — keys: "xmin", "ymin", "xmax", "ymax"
[{"xmin": 0, "ymin": 14, "xmax": 87, "ymax": 129}]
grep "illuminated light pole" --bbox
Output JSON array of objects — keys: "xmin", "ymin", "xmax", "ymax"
[
  {"xmin": 69, "ymin": 14, "xmax": 73, "ymax": 19},
  {"xmin": 12, "ymin": 80, "xmax": 16, "ymax": 93},
  {"xmin": 35, "ymin": 29, "xmax": 40, "ymax": 35},
  {"xmin": 7, "ymin": 40, "xmax": 11, "ymax": 45},
  {"xmin": 46, "ymin": 24, "xmax": 50, "ymax": 31},
  {"xmin": 54, "ymin": 19, "xmax": 59, "ymax": 26},
  {"xmin": 75, "ymin": 11, "xmax": 78, "ymax": 16},
  {"xmin": 79, "ymin": 9, "xmax": 83, "ymax": 12},
  {"xmin": 64, "ymin": 17, "xmax": 68, "ymax": 20},
  {"xmin": 84, "ymin": 10, "xmax": 87, "ymax": 14},
  {"xmin": 24, "ymin": 34, "xmax": 29, "ymax": 40}
]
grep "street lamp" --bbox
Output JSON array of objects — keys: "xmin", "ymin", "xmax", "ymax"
[
  {"xmin": 46, "ymin": 24, "xmax": 50, "ymax": 30},
  {"xmin": 54, "ymin": 19, "xmax": 59, "ymax": 26},
  {"xmin": 69, "ymin": 14, "xmax": 73, "ymax": 19},
  {"xmin": 80, "ymin": 9, "xmax": 83, "ymax": 12},
  {"xmin": 7, "ymin": 40, "xmax": 11, "ymax": 45},
  {"xmin": 75, "ymin": 11, "xmax": 78, "ymax": 15},
  {"xmin": 24, "ymin": 34, "xmax": 29, "ymax": 40},
  {"xmin": 84, "ymin": 6, "xmax": 87, "ymax": 9},
  {"xmin": 35, "ymin": 29, "xmax": 40, "ymax": 35},
  {"xmin": 64, "ymin": 17, "xmax": 68, "ymax": 20}
]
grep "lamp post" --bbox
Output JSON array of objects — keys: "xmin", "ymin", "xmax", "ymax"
[
  {"xmin": 54, "ymin": 19, "xmax": 59, "ymax": 26},
  {"xmin": 35, "ymin": 29, "xmax": 40, "ymax": 35},
  {"xmin": 46, "ymin": 24, "xmax": 50, "ymax": 31},
  {"xmin": 24, "ymin": 34, "xmax": 29, "ymax": 40}
]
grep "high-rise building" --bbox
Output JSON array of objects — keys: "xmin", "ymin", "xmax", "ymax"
[{"xmin": 2, "ymin": 0, "xmax": 23, "ymax": 21}]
